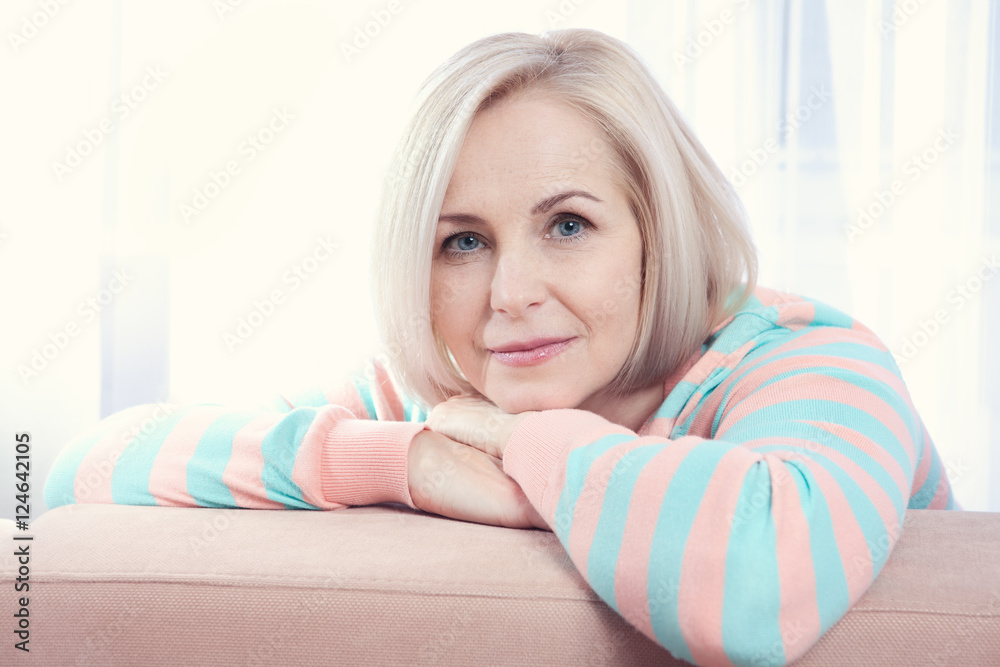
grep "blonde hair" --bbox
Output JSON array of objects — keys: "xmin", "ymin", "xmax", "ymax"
[{"xmin": 372, "ymin": 29, "xmax": 757, "ymax": 409}]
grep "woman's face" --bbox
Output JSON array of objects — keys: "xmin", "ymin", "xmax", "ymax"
[{"xmin": 430, "ymin": 92, "xmax": 644, "ymax": 414}]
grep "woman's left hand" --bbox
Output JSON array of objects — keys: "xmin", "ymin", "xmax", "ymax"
[{"xmin": 425, "ymin": 395, "xmax": 535, "ymax": 459}]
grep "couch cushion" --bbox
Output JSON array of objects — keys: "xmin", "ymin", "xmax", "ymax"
[{"xmin": 1, "ymin": 505, "xmax": 997, "ymax": 665}]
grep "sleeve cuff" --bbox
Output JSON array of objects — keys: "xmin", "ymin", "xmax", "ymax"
[
  {"xmin": 320, "ymin": 419, "xmax": 426, "ymax": 509},
  {"xmin": 503, "ymin": 409, "xmax": 631, "ymax": 518}
]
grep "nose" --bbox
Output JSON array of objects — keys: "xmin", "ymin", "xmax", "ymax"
[{"xmin": 490, "ymin": 246, "xmax": 546, "ymax": 317}]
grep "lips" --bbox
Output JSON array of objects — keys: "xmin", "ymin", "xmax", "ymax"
[{"xmin": 488, "ymin": 337, "xmax": 576, "ymax": 367}]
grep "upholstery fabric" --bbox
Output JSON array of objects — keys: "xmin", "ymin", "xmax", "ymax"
[{"xmin": 1, "ymin": 506, "xmax": 997, "ymax": 666}]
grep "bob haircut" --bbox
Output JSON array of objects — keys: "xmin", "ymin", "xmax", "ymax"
[{"xmin": 372, "ymin": 28, "xmax": 757, "ymax": 409}]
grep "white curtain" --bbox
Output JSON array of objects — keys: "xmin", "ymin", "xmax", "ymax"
[{"xmin": 627, "ymin": 0, "xmax": 999, "ymax": 511}]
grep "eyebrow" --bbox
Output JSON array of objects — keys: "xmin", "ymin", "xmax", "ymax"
[{"xmin": 438, "ymin": 189, "xmax": 603, "ymax": 225}]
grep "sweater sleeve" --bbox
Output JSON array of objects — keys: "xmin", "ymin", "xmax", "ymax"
[
  {"xmin": 43, "ymin": 359, "xmax": 427, "ymax": 511},
  {"xmin": 501, "ymin": 326, "xmax": 956, "ymax": 667}
]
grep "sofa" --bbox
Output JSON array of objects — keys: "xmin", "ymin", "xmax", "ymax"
[{"xmin": 2, "ymin": 504, "xmax": 998, "ymax": 666}]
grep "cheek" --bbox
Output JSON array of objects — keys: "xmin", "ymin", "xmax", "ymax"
[
  {"xmin": 430, "ymin": 267, "xmax": 483, "ymax": 354},
  {"xmin": 580, "ymin": 249, "xmax": 643, "ymax": 330}
]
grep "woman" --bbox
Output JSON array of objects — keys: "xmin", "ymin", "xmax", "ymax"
[{"xmin": 45, "ymin": 29, "xmax": 956, "ymax": 666}]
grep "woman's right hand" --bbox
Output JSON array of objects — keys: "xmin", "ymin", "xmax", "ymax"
[{"xmin": 407, "ymin": 428, "xmax": 548, "ymax": 531}]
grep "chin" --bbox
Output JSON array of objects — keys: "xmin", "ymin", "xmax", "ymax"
[{"xmin": 490, "ymin": 385, "xmax": 582, "ymax": 414}]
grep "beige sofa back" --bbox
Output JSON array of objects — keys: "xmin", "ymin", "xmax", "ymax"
[{"xmin": 2, "ymin": 506, "xmax": 998, "ymax": 665}]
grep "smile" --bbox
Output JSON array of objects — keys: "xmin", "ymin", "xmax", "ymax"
[{"xmin": 488, "ymin": 337, "xmax": 576, "ymax": 367}]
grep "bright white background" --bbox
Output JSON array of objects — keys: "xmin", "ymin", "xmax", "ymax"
[{"xmin": 0, "ymin": 0, "xmax": 996, "ymax": 521}]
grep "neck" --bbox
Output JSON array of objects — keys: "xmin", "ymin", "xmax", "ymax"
[{"xmin": 577, "ymin": 380, "xmax": 666, "ymax": 433}]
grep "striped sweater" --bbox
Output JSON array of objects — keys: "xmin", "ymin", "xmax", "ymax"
[{"xmin": 44, "ymin": 286, "xmax": 956, "ymax": 666}]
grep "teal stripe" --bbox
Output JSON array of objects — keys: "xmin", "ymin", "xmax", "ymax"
[
  {"xmin": 747, "ymin": 441, "xmax": 890, "ymax": 576},
  {"xmin": 264, "ymin": 393, "xmax": 294, "ymax": 412},
  {"xmin": 552, "ymin": 434, "xmax": 635, "ymax": 540},
  {"xmin": 402, "ymin": 394, "xmax": 427, "ymax": 422},
  {"xmin": 112, "ymin": 408, "xmax": 194, "ymax": 506},
  {"xmin": 714, "ymin": 339, "xmax": 897, "ymax": 429},
  {"xmin": 259, "ymin": 406, "xmax": 323, "ymax": 509},
  {"xmin": 722, "ymin": 463, "xmax": 783, "ymax": 665},
  {"xmin": 705, "ymin": 326, "xmax": 818, "ymax": 405},
  {"xmin": 803, "ymin": 296, "xmax": 855, "ymax": 329},
  {"xmin": 671, "ymin": 391, "xmax": 711, "ymax": 438},
  {"xmin": 43, "ymin": 411, "xmax": 134, "ymax": 508},
  {"xmin": 737, "ymin": 420, "xmax": 906, "ymax": 513},
  {"xmin": 654, "ymin": 380, "xmax": 699, "ymax": 421},
  {"xmin": 722, "ymin": 401, "xmax": 915, "ymax": 488},
  {"xmin": 647, "ymin": 441, "xmax": 738, "ymax": 663},
  {"xmin": 723, "ymin": 285, "xmax": 762, "ymax": 315},
  {"xmin": 782, "ymin": 460, "xmax": 850, "ymax": 634},
  {"xmin": 586, "ymin": 444, "xmax": 663, "ymax": 613},
  {"xmin": 719, "ymin": 332, "xmax": 896, "ymax": 403},
  {"xmin": 183, "ymin": 412, "xmax": 257, "ymax": 507},
  {"xmin": 749, "ymin": 341, "xmax": 900, "ymax": 379},
  {"xmin": 909, "ymin": 440, "xmax": 944, "ymax": 509},
  {"xmin": 352, "ymin": 375, "xmax": 378, "ymax": 420},
  {"xmin": 751, "ymin": 365, "xmax": 915, "ymax": 445},
  {"xmin": 283, "ymin": 387, "xmax": 331, "ymax": 409},
  {"xmin": 708, "ymin": 305, "xmax": 781, "ymax": 355}
]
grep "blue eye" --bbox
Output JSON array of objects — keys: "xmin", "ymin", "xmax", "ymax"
[
  {"xmin": 548, "ymin": 216, "xmax": 590, "ymax": 241},
  {"xmin": 444, "ymin": 233, "xmax": 483, "ymax": 254},
  {"xmin": 554, "ymin": 218, "xmax": 583, "ymax": 237}
]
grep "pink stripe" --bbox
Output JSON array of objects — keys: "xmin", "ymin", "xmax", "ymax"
[
  {"xmin": 147, "ymin": 407, "xmax": 229, "ymax": 507},
  {"xmin": 672, "ymin": 342, "xmax": 756, "ymax": 430},
  {"xmin": 221, "ymin": 415, "xmax": 287, "ymax": 509},
  {"xmin": 639, "ymin": 416, "xmax": 675, "ymax": 438},
  {"xmin": 734, "ymin": 354, "xmax": 920, "ymax": 471},
  {"xmin": 798, "ymin": 458, "xmax": 873, "ymax": 602},
  {"xmin": 73, "ymin": 406, "xmax": 151, "ymax": 504},
  {"xmin": 685, "ymin": 384, "xmax": 728, "ymax": 438},
  {"xmin": 768, "ymin": 456, "xmax": 822, "ymax": 663},
  {"xmin": 928, "ymin": 458, "xmax": 954, "ymax": 509},
  {"xmin": 736, "ymin": 327, "xmax": 887, "ymax": 377},
  {"xmin": 613, "ymin": 437, "xmax": 701, "ymax": 640},
  {"xmin": 324, "ymin": 382, "xmax": 369, "ymax": 420},
  {"xmin": 291, "ymin": 405, "xmax": 353, "ymax": 508},
  {"xmin": 909, "ymin": 434, "xmax": 933, "ymax": 497},
  {"xmin": 772, "ymin": 300, "xmax": 817, "ymax": 331},
  {"xmin": 850, "ymin": 318, "xmax": 877, "ymax": 336},
  {"xmin": 678, "ymin": 448, "xmax": 753, "ymax": 667},
  {"xmin": 740, "ymin": 435, "xmax": 901, "ymax": 553},
  {"xmin": 715, "ymin": 349, "xmax": 916, "ymax": 434},
  {"xmin": 718, "ymin": 375, "xmax": 917, "ymax": 475},
  {"xmin": 801, "ymin": 421, "xmax": 909, "ymax": 503},
  {"xmin": 566, "ymin": 439, "xmax": 653, "ymax": 576}
]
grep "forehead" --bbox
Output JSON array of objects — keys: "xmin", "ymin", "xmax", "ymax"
[{"xmin": 443, "ymin": 93, "xmax": 616, "ymax": 206}]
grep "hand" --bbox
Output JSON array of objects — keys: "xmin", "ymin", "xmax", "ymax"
[
  {"xmin": 407, "ymin": 429, "xmax": 548, "ymax": 530},
  {"xmin": 425, "ymin": 394, "xmax": 535, "ymax": 459}
]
